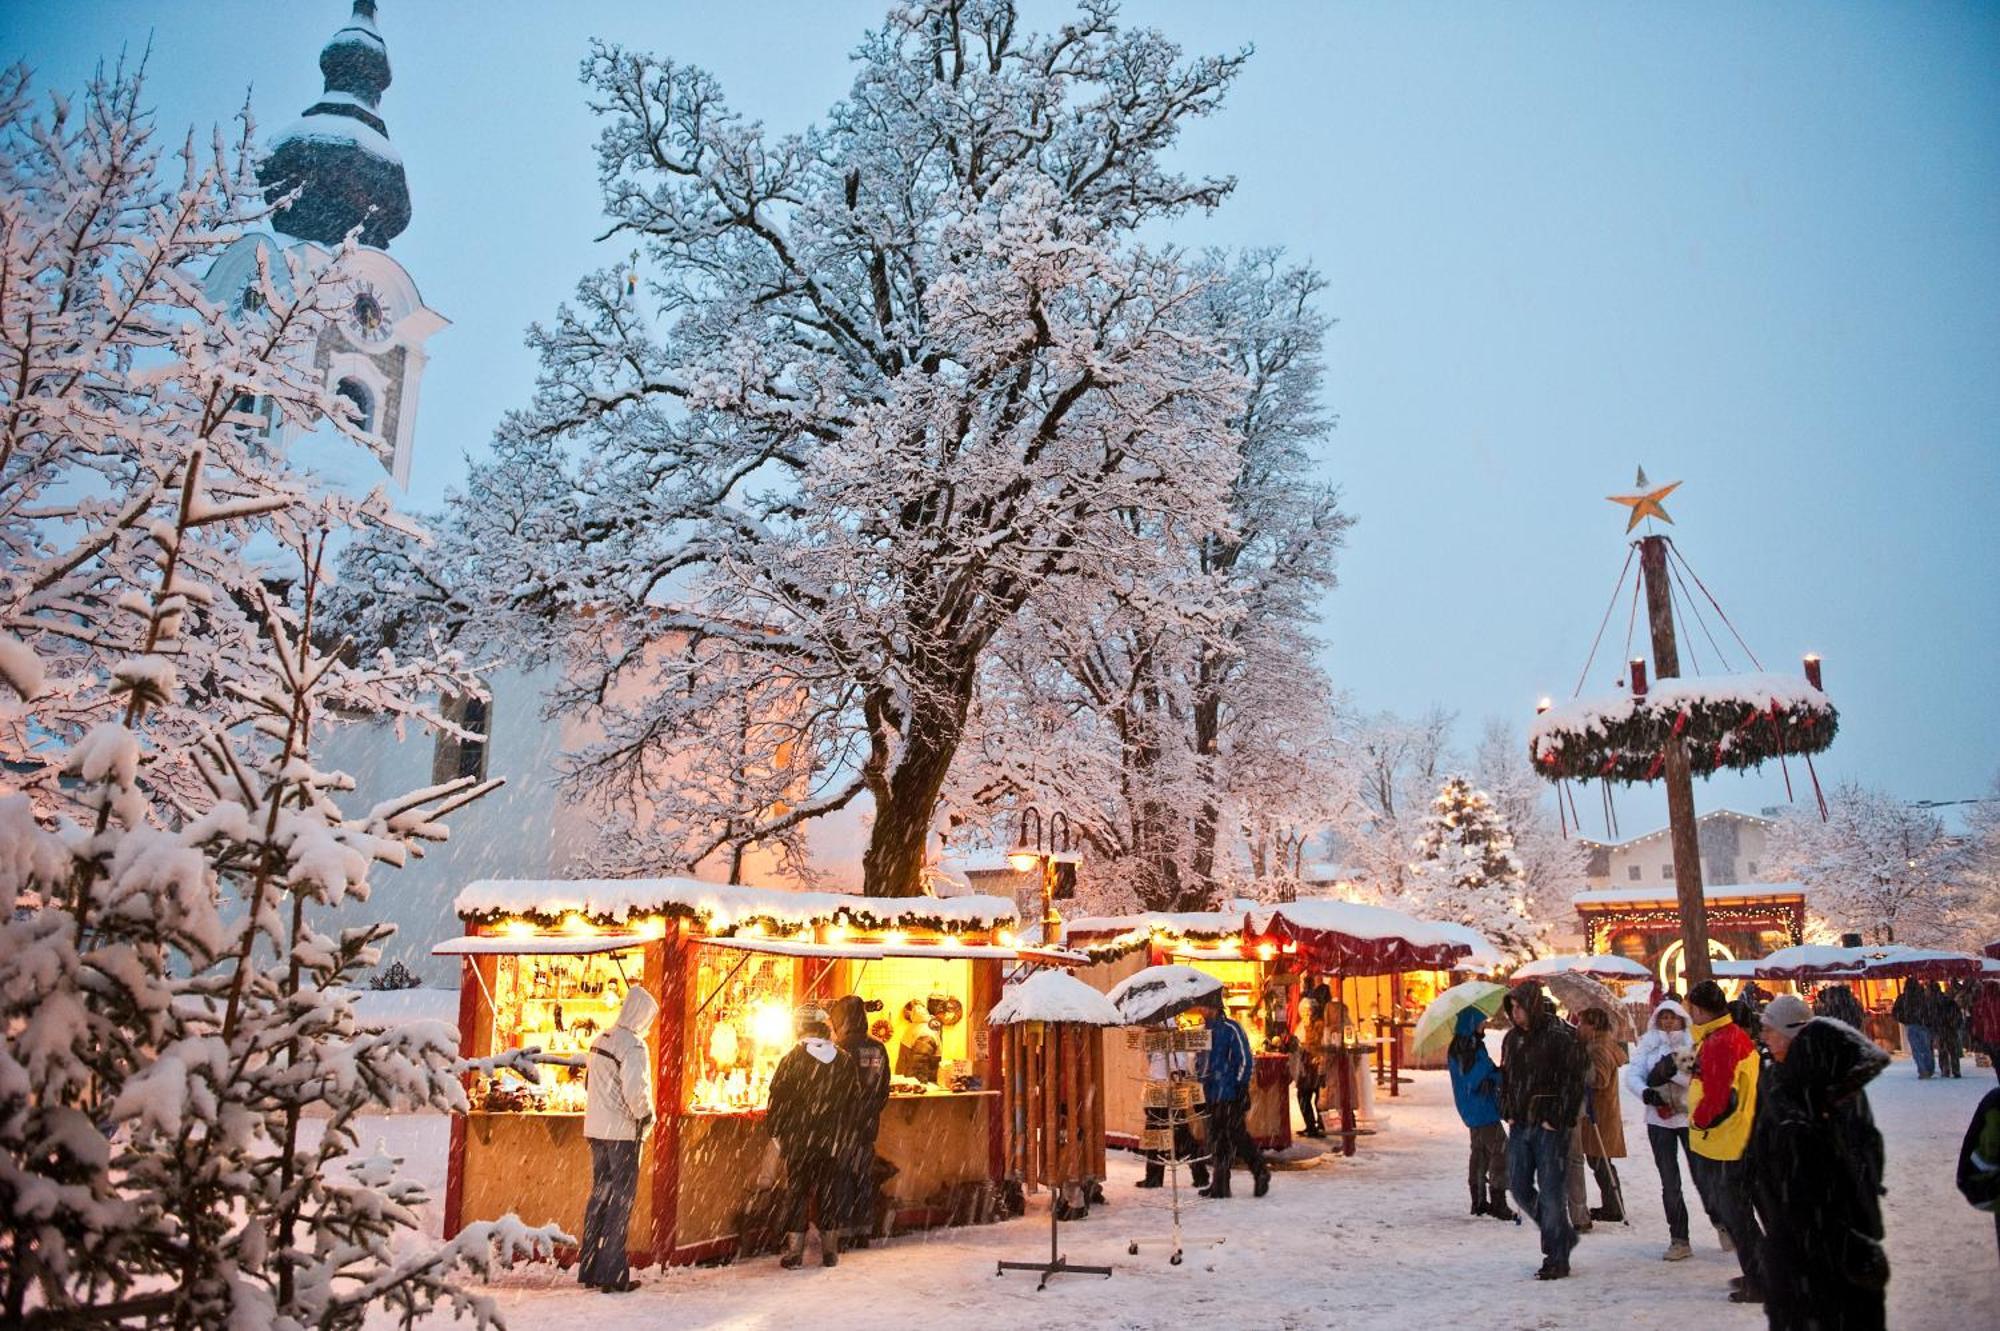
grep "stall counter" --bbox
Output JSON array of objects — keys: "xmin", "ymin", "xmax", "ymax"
[{"xmin": 459, "ymin": 1113, "xmax": 658, "ymax": 1253}]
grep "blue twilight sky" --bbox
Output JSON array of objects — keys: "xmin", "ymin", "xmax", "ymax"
[{"xmin": 7, "ymin": 1, "xmax": 1997, "ymax": 839}]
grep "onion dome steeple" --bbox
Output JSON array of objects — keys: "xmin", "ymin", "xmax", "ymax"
[{"xmin": 259, "ymin": 0, "xmax": 412, "ymax": 249}]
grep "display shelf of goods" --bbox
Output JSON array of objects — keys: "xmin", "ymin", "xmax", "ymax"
[
  {"xmin": 1528, "ymin": 672, "xmax": 1836, "ymax": 785},
  {"xmin": 482, "ymin": 948, "xmax": 643, "ymax": 1113},
  {"xmin": 689, "ymin": 948, "xmax": 796, "ymax": 1113}
]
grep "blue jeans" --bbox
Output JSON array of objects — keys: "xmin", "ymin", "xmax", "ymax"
[
  {"xmin": 1906, "ymin": 1023, "xmax": 1936, "ymax": 1077},
  {"xmin": 1507, "ymin": 1122, "xmax": 1577, "ymax": 1265},
  {"xmin": 1646, "ymin": 1123, "xmax": 1692, "ymax": 1242}
]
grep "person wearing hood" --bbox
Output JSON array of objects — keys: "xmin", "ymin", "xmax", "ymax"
[
  {"xmin": 1623, "ymin": 997, "xmax": 1717, "ymax": 1261},
  {"xmin": 1447, "ymin": 1005, "xmax": 1514, "ymax": 1221},
  {"xmin": 827, "ymin": 995, "xmax": 891, "ymax": 1250},
  {"xmin": 579, "ymin": 984, "xmax": 659, "ymax": 1293},
  {"xmin": 1686, "ymin": 979, "xmax": 1766, "ymax": 1304},
  {"xmin": 766, "ymin": 1004, "xmax": 863, "ymax": 1268},
  {"xmin": 1956, "ymin": 1082, "xmax": 2000, "ymax": 1259},
  {"xmin": 1575, "ymin": 1008, "xmax": 1628, "ymax": 1225},
  {"xmin": 1749, "ymin": 1012, "xmax": 1891, "ymax": 1331},
  {"xmin": 1500, "ymin": 983, "xmax": 1588, "ymax": 1280}
]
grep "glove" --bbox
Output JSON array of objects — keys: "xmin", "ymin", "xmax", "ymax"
[
  {"xmin": 1641, "ymin": 1089, "xmax": 1665, "ymax": 1108},
  {"xmin": 1645, "ymin": 1055, "xmax": 1677, "ymax": 1087}
]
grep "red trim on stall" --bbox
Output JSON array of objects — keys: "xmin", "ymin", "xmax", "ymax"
[
  {"xmin": 443, "ymin": 933, "xmax": 480, "ymax": 1240},
  {"xmin": 649, "ymin": 927, "xmax": 687, "ymax": 1268}
]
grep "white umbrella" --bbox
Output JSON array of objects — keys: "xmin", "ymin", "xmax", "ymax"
[{"xmin": 1107, "ymin": 964, "xmax": 1224, "ymax": 1025}]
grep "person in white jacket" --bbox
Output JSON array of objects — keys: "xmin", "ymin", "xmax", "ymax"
[
  {"xmin": 1623, "ymin": 998, "xmax": 1717, "ymax": 1262},
  {"xmin": 579, "ymin": 984, "xmax": 658, "ymax": 1292}
]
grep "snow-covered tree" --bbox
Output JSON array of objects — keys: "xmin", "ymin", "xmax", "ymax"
[
  {"xmin": 942, "ymin": 251, "xmax": 1348, "ymax": 911},
  {"xmin": 1325, "ymin": 706, "xmax": 1458, "ymax": 900},
  {"xmin": 345, "ymin": 2, "xmax": 1266, "ymax": 896},
  {"xmin": 1765, "ymin": 780, "xmax": 1978, "ymax": 948},
  {"xmin": 1474, "ymin": 718, "xmax": 1589, "ymax": 935},
  {"xmin": 1402, "ymin": 774, "xmax": 1544, "ymax": 963},
  {"xmin": 0, "ymin": 63, "xmax": 554, "ymax": 1327}
]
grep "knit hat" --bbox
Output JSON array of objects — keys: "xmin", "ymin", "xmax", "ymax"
[
  {"xmin": 1762, "ymin": 994, "xmax": 1813, "ymax": 1038},
  {"xmin": 794, "ymin": 1003, "xmax": 828, "ymax": 1029}
]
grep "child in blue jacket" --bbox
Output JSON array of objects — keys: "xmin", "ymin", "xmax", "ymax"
[{"xmin": 1449, "ymin": 1005, "xmax": 1515, "ymax": 1220}]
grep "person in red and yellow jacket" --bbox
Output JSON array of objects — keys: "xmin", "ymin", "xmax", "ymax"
[{"xmin": 1684, "ymin": 980, "xmax": 1765, "ymax": 1305}]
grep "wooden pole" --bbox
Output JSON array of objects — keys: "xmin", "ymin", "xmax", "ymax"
[{"xmin": 1638, "ymin": 534, "xmax": 1714, "ymax": 987}]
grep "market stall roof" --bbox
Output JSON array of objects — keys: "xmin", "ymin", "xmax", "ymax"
[
  {"xmin": 1248, "ymin": 899, "xmax": 1472, "ymax": 976},
  {"xmin": 454, "ymin": 876, "xmax": 1018, "ymax": 935},
  {"xmin": 988, "ymin": 970, "xmax": 1123, "ymax": 1026},
  {"xmin": 432, "ymin": 934, "xmax": 651, "ymax": 957},
  {"xmin": 1513, "ymin": 953, "xmax": 1653, "ymax": 981},
  {"xmin": 1062, "ymin": 909, "xmax": 1246, "ymax": 942},
  {"xmin": 1429, "ymin": 922, "xmax": 1504, "ymax": 972},
  {"xmin": 1852, "ymin": 945, "xmax": 1985, "ymax": 980},
  {"xmin": 697, "ymin": 935, "xmax": 886, "ymax": 961},
  {"xmin": 1570, "ymin": 881, "xmax": 1806, "ymax": 909}
]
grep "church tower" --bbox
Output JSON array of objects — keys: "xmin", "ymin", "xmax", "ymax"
[{"xmin": 204, "ymin": 0, "xmax": 443, "ymax": 492}]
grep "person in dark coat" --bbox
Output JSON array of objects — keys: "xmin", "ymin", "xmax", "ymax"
[
  {"xmin": 1500, "ymin": 983, "xmax": 1588, "ymax": 1280},
  {"xmin": 1448, "ymin": 1005, "xmax": 1514, "ymax": 1220},
  {"xmin": 1892, "ymin": 981, "xmax": 1936, "ymax": 1078},
  {"xmin": 828, "ymin": 995, "xmax": 891, "ymax": 1250},
  {"xmin": 1957, "ymin": 1084, "xmax": 2000, "ymax": 1260},
  {"xmin": 1934, "ymin": 980, "xmax": 1966, "ymax": 1079},
  {"xmin": 1197, "ymin": 995, "xmax": 1270, "ymax": 1199},
  {"xmin": 1812, "ymin": 983, "xmax": 1867, "ymax": 1032},
  {"xmin": 1749, "ymin": 1015, "xmax": 1889, "ymax": 1331},
  {"xmin": 766, "ymin": 1004, "xmax": 862, "ymax": 1268}
]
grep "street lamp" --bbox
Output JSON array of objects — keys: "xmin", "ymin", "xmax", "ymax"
[{"xmin": 1006, "ymin": 806, "xmax": 1074, "ymax": 938}]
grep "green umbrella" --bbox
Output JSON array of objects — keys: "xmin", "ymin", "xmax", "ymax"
[{"xmin": 1411, "ymin": 979, "xmax": 1509, "ymax": 1062}]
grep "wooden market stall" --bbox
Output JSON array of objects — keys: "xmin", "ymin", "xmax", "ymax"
[
  {"xmin": 1571, "ymin": 881, "xmax": 1808, "ymax": 997},
  {"xmin": 440, "ymin": 878, "xmax": 1023, "ymax": 1267},
  {"xmin": 1064, "ymin": 900, "xmax": 1477, "ymax": 1155},
  {"xmin": 1063, "ymin": 910, "xmax": 1298, "ymax": 1152}
]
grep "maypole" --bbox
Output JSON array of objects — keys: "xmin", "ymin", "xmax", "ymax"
[{"xmin": 1529, "ymin": 470, "xmax": 1839, "ymax": 992}]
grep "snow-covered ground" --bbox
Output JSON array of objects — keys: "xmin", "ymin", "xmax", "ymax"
[{"xmin": 359, "ymin": 1057, "xmax": 1998, "ymax": 1330}]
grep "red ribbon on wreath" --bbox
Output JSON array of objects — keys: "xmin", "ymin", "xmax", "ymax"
[
  {"xmin": 1768, "ymin": 699, "xmax": 1794, "ymax": 803},
  {"xmin": 1644, "ymin": 711, "xmax": 1691, "ymax": 781}
]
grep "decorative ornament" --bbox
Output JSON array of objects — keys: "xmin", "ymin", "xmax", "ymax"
[{"xmin": 1606, "ymin": 465, "xmax": 1682, "ymax": 533}]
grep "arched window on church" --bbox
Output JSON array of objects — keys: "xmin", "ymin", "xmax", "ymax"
[{"xmin": 334, "ymin": 377, "xmax": 375, "ymax": 435}]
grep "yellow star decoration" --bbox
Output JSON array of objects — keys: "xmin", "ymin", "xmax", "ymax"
[{"xmin": 1607, "ymin": 466, "xmax": 1682, "ymax": 533}]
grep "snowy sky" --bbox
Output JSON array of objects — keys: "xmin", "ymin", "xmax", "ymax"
[{"xmin": 10, "ymin": 1, "xmax": 1998, "ymax": 836}]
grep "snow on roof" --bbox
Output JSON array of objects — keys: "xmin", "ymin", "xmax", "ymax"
[
  {"xmin": 1428, "ymin": 922, "xmax": 1503, "ymax": 969},
  {"xmin": 1513, "ymin": 953, "xmax": 1653, "ymax": 980},
  {"xmin": 1300, "ymin": 861, "xmax": 1361, "ymax": 884},
  {"xmin": 1571, "ymin": 881, "xmax": 1806, "ymax": 908},
  {"xmin": 1063, "ymin": 909, "xmax": 1244, "ymax": 940},
  {"xmin": 268, "ymin": 114, "xmax": 403, "ymax": 166},
  {"xmin": 1248, "ymin": 898, "xmax": 1466, "ymax": 950},
  {"xmin": 988, "ymin": 970, "xmax": 1123, "ymax": 1026},
  {"xmin": 937, "ymin": 849, "xmax": 1024, "ymax": 875},
  {"xmin": 454, "ymin": 877, "xmax": 1017, "ymax": 934},
  {"xmin": 1574, "ymin": 808, "xmax": 1776, "ymax": 850}
]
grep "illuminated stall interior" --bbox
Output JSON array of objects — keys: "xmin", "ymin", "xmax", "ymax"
[
  {"xmin": 1573, "ymin": 882, "xmax": 1807, "ymax": 996},
  {"xmin": 442, "ymin": 879, "xmax": 1021, "ymax": 1267}
]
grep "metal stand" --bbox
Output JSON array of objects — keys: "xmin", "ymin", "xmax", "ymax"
[
  {"xmin": 1124, "ymin": 1028, "xmax": 1223, "ymax": 1267},
  {"xmin": 997, "ymin": 1190, "xmax": 1113, "ymax": 1291}
]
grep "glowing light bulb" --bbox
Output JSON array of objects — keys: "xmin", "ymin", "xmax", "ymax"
[{"xmin": 750, "ymin": 999, "xmax": 794, "ymax": 1049}]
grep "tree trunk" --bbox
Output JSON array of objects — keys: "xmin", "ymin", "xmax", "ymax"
[{"xmin": 861, "ymin": 663, "xmax": 977, "ymax": 897}]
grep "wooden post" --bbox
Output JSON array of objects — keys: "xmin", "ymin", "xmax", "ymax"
[{"xmin": 1638, "ymin": 534, "xmax": 1714, "ymax": 987}]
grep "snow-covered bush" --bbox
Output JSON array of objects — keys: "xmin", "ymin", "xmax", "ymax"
[{"xmin": 0, "ymin": 62, "xmax": 556, "ymax": 1329}]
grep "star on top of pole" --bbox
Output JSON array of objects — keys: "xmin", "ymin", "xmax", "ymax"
[{"xmin": 1608, "ymin": 466, "xmax": 1682, "ymax": 532}]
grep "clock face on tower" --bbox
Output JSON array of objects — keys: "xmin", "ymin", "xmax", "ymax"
[{"xmin": 346, "ymin": 281, "xmax": 392, "ymax": 344}]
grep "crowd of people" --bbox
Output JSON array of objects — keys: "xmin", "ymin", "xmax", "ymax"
[{"xmin": 1445, "ymin": 972, "xmax": 2000, "ymax": 1330}]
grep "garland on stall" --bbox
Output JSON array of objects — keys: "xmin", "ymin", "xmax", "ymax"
[
  {"xmin": 1581, "ymin": 902, "xmax": 1807, "ymax": 953},
  {"xmin": 1531, "ymin": 683, "xmax": 1837, "ymax": 786},
  {"xmin": 454, "ymin": 898, "xmax": 1020, "ymax": 939}
]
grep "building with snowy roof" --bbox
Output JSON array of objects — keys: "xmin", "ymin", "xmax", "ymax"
[{"xmin": 1576, "ymin": 807, "xmax": 1776, "ymax": 892}]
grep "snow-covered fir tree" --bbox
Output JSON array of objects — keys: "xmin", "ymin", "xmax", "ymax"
[
  {"xmin": 0, "ymin": 62, "xmax": 554, "ymax": 1328},
  {"xmin": 1402, "ymin": 774, "xmax": 1544, "ymax": 963},
  {"xmin": 1473, "ymin": 718, "xmax": 1588, "ymax": 935}
]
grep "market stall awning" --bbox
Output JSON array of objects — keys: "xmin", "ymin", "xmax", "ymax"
[
  {"xmin": 1248, "ymin": 900, "xmax": 1471, "ymax": 977},
  {"xmin": 433, "ymin": 934, "xmax": 651, "ymax": 957},
  {"xmin": 1513, "ymin": 953, "xmax": 1654, "ymax": 982},
  {"xmin": 696, "ymin": 935, "xmax": 886, "ymax": 960}
]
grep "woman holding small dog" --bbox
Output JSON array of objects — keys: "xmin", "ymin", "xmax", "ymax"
[{"xmin": 1623, "ymin": 998, "xmax": 1714, "ymax": 1262}]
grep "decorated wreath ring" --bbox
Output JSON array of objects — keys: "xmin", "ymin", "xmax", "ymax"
[{"xmin": 1530, "ymin": 678, "xmax": 1837, "ymax": 785}]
